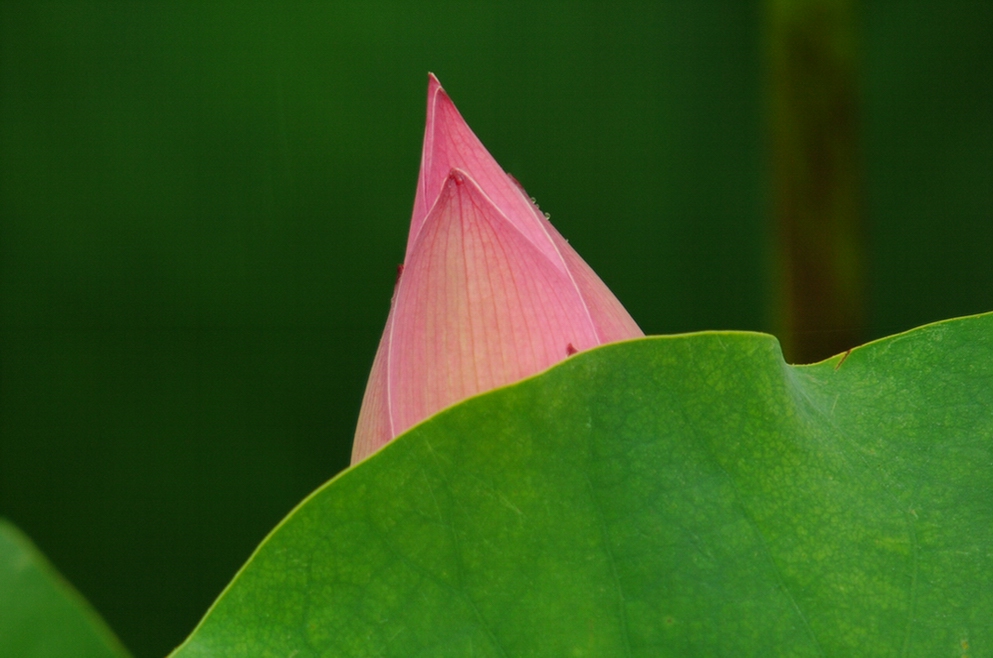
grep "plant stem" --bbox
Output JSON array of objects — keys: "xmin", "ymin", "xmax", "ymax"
[{"xmin": 766, "ymin": 0, "xmax": 866, "ymax": 363}]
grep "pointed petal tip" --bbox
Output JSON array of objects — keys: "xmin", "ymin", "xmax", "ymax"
[
  {"xmin": 427, "ymin": 72, "xmax": 448, "ymax": 103},
  {"xmin": 426, "ymin": 78, "xmax": 458, "ymax": 115},
  {"xmin": 442, "ymin": 168, "xmax": 489, "ymax": 198}
]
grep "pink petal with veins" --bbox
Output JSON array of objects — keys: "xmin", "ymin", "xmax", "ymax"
[{"xmin": 391, "ymin": 169, "xmax": 600, "ymax": 439}]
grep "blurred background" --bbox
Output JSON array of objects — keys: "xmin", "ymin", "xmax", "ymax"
[{"xmin": 1, "ymin": 2, "xmax": 990, "ymax": 656}]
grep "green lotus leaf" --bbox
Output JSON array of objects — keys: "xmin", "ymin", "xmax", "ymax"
[
  {"xmin": 171, "ymin": 313, "xmax": 992, "ymax": 657},
  {"xmin": 0, "ymin": 519, "xmax": 131, "ymax": 658}
]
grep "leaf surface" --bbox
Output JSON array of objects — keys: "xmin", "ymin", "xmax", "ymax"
[
  {"xmin": 172, "ymin": 313, "xmax": 993, "ymax": 657},
  {"xmin": 0, "ymin": 520, "xmax": 132, "ymax": 658}
]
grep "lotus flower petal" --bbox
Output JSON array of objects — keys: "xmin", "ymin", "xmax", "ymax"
[
  {"xmin": 409, "ymin": 74, "xmax": 565, "ymax": 269},
  {"xmin": 351, "ymin": 75, "xmax": 643, "ymax": 464}
]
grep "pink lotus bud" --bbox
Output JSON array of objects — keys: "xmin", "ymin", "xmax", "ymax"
[{"xmin": 351, "ymin": 74, "xmax": 643, "ymax": 464}]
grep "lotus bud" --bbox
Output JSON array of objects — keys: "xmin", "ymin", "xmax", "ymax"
[{"xmin": 351, "ymin": 74, "xmax": 642, "ymax": 464}]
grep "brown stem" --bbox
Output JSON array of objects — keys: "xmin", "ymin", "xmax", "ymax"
[{"xmin": 766, "ymin": 0, "xmax": 866, "ymax": 363}]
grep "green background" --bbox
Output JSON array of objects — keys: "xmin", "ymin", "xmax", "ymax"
[{"xmin": 0, "ymin": 2, "xmax": 990, "ymax": 656}]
